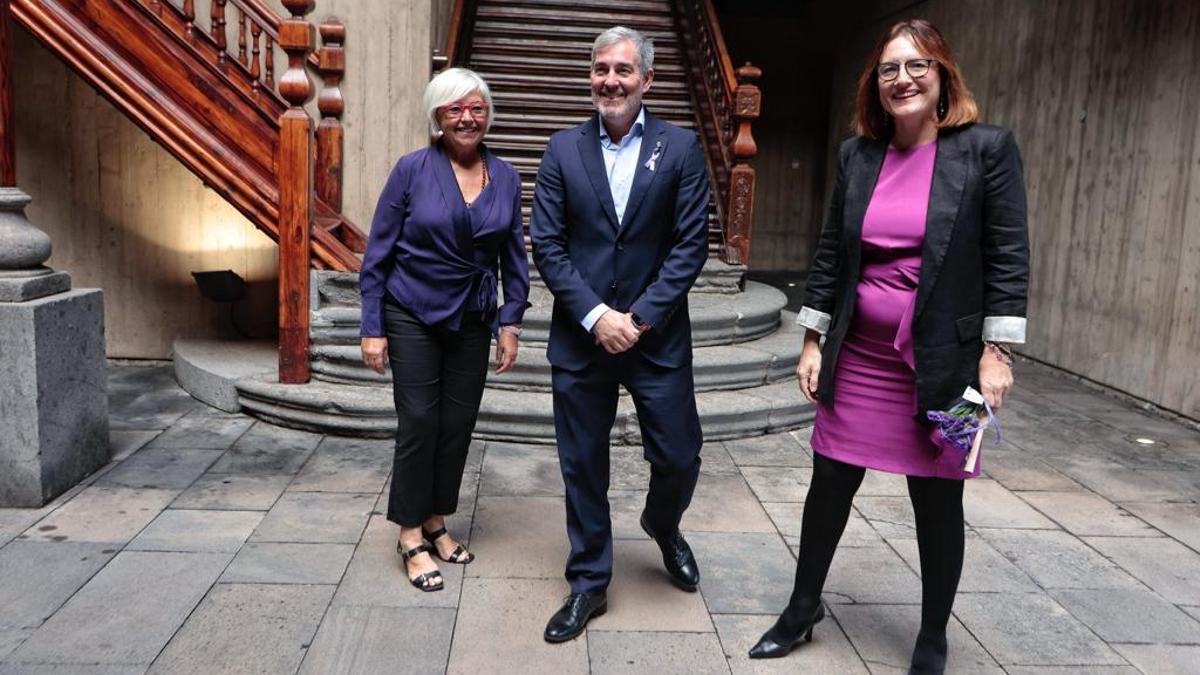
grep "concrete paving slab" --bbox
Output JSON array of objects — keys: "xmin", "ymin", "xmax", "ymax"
[
  {"xmin": 698, "ymin": 441, "xmax": 741, "ymax": 476},
  {"xmin": 609, "ymin": 445, "xmax": 653, "ymax": 490},
  {"xmin": 144, "ymin": 415, "xmax": 254, "ymax": 450},
  {"xmin": 953, "ymin": 592, "xmax": 1127, "ymax": 666},
  {"xmin": 724, "ymin": 433, "xmax": 810, "ymax": 467},
  {"xmin": 609, "ymin": 489, "xmax": 652, "ymax": 540},
  {"xmin": 299, "ymin": 606, "xmax": 456, "ymax": 674},
  {"xmin": 601, "ymin": 539, "xmax": 714, "ymax": 632},
  {"xmin": 479, "ymin": 442, "xmax": 564, "ymax": 497},
  {"xmin": 95, "ymin": 449, "xmax": 222, "ymax": 490},
  {"xmin": 5, "ymin": 551, "xmax": 229, "ymax": 666},
  {"xmin": 824, "ymin": 545, "xmax": 922, "ymax": 605},
  {"xmin": 740, "ymin": 466, "xmax": 806, "ymax": 503},
  {"xmin": 980, "ymin": 450, "xmax": 1082, "ymax": 491},
  {"xmin": 1119, "ymin": 501, "xmax": 1200, "ymax": 551},
  {"xmin": 713, "ymin": 612, "xmax": 868, "ymax": 674},
  {"xmin": 1020, "ymin": 491, "xmax": 1154, "ymax": 536},
  {"xmin": 761, "ymin": 502, "xmax": 881, "ymax": 549},
  {"xmin": 19, "ymin": 486, "xmax": 176, "ymax": 544},
  {"xmin": 127, "ymin": 509, "xmax": 262, "ymax": 553},
  {"xmin": 0, "ymin": 665, "xmax": 147, "ymax": 675},
  {"xmin": 1084, "ymin": 536, "xmax": 1200, "ymax": 604},
  {"xmin": 207, "ymin": 423, "xmax": 323, "ymax": 475},
  {"xmin": 331, "ymin": 515, "xmax": 463, "ymax": 608},
  {"xmin": 249, "ymin": 492, "xmax": 374, "ymax": 544},
  {"xmin": 890, "ymin": 532, "xmax": 1039, "ymax": 594},
  {"xmin": 108, "ymin": 430, "xmax": 160, "ymax": 462},
  {"xmin": 689, "ymin": 531, "xmax": 796, "ymax": 614},
  {"xmin": 1044, "ymin": 456, "xmax": 1188, "ymax": 502},
  {"xmin": 681, "ymin": 473, "xmax": 776, "ymax": 534},
  {"xmin": 854, "ymin": 496, "xmax": 918, "ymax": 541},
  {"xmin": 1004, "ymin": 667, "xmax": 1139, "ymax": 675},
  {"xmin": 1110, "ymin": 644, "xmax": 1200, "ymax": 675},
  {"xmin": 1049, "ymin": 588, "xmax": 1200, "ymax": 643},
  {"xmin": 833, "ymin": 604, "xmax": 1002, "ymax": 673},
  {"xmin": 979, "ymin": 529, "xmax": 1141, "ymax": 590},
  {"xmin": 147, "ymin": 583, "xmax": 332, "ymax": 675},
  {"xmin": 587, "ymin": 631, "xmax": 728, "ymax": 674},
  {"xmin": 219, "ymin": 542, "xmax": 354, "ymax": 584},
  {"xmin": 288, "ymin": 436, "xmax": 392, "ymax": 493},
  {"xmin": 170, "ymin": 474, "xmax": 292, "ymax": 511},
  {"xmin": 964, "ymin": 479, "xmax": 1057, "ymax": 529},
  {"xmin": 467, "ymin": 496, "xmax": 569, "ymax": 580},
  {"xmin": 107, "ymin": 386, "xmax": 205, "ymax": 431},
  {"xmin": 447, "ymin": 577, "xmax": 589, "ymax": 675},
  {"xmin": 0, "ymin": 508, "xmax": 49, "ymax": 548}
]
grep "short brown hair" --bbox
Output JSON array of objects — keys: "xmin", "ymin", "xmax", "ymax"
[{"xmin": 852, "ymin": 19, "xmax": 978, "ymax": 139}]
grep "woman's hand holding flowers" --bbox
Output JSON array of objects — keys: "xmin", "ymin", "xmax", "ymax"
[{"xmin": 978, "ymin": 346, "xmax": 1013, "ymax": 410}]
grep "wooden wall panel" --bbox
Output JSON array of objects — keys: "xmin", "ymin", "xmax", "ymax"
[{"xmin": 826, "ymin": 0, "xmax": 1200, "ymax": 417}]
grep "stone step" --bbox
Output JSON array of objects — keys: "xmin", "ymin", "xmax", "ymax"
[
  {"xmin": 310, "ymin": 311, "xmax": 801, "ymax": 391},
  {"xmin": 311, "ymin": 279, "xmax": 783, "ymax": 350}
]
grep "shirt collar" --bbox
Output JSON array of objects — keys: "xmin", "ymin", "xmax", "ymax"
[{"xmin": 598, "ymin": 106, "xmax": 646, "ymax": 145}]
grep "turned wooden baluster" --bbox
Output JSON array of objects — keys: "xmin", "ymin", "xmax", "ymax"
[
  {"xmin": 0, "ymin": 0, "xmax": 14, "ymax": 187},
  {"xmin": 237, "ymin": 8, "xmax": 247, "ymax": 66},
  {"xmin": 724, "ymin": 62, "xmax": 761, "ymax": 266},
  {"xmin": 211, "ymin": 0, "xmax": 227, "ymax": 65},
  {"xmin": 249, "ymin": 21, "xmax": 262, "ymax": 89},
  {"xmin": 276, "ymin": 0, "xmax": 315, "ymax": 384},
  {"xmin": 182, "ymin": 0, "xmax": 196, "ymax": 36},
  {"xmin": 315, "ymin": 18, "xmax": 344, "ymax": 213},
  {"xmin": 264, "ymin": 35, "xmax": 275, "ymax": 88}
]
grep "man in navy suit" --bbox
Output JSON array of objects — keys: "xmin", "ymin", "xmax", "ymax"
[{"xmin": 531, "ymin": 26, "xmax": 710, "ymax": 643}]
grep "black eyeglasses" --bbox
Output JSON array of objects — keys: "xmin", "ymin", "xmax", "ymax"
[{"xmin": 877, "ymin": 58, "xmax": 938, "ymax": 82}]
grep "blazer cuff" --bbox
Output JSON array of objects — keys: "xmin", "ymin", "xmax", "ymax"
[
  {"xmin": 796, "ymin": 306, "xmax": 832, "ymax": 335},
  {"xmin": 983, "ymin": 316, "xmax": 1026, "ymax": 344}
]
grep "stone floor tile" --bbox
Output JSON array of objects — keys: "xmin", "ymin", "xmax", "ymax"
[
  {"xmin": 1119, "ymin": 500, "xmax": 1200, "ymax": 552},
  {"xmin": 447, "ymin": 577, "xmax": 589, "ymax": 675},
  {"xmin": 479, "ymin": 443, "xmax": 564, "ymax": 497},
  {"xmin": 95, "ymin": 449, "xmax": 223, "ymax": 490},
  {"xmin": 288, "ymin": 436, "xmax": 392, "ymax": 493},
  {"xmin": 147, "ymin": 583, "xmax": 332, "ymax": 675},
  {"xmin": 1049, "ymin": 588, "xmax": 1200, "ymax": 643},
  {"xmin": 1004, "ymin": 667, "xmax": 1139, "ymax": 675},
  {"xmin": 144, "ymin": 415, "xmax": 254, "ymax": 450},
  {"xmin": 108, "ymin": 430, "xmax": 160, "ymax": 462},
  {"xmin": 467, "ymin": 496, "xmax": 569, "ymax": 580},
  {"xmin": 964, "ymin": 479, "xmax": 1057, "ymax": 529},
  {"xmin": 688, "ymin": 531, "xmax": 796, "ymax": 614},
  {"xmin": 331, "ymin": 515, "xmax": 463, "ymax": 609},
  {"xmin": 1184, "ymin": 605, "xmax": 1200, "ymax": 623},
  {"xmin": 824, "ymin": 545, "xmax": 921, "ymax": 605},
  {"xmin": 854, "ymin": 496, "xmax": 918, "ymax": 541},
  {"xmin": 587, "ymin": 631, "xmax": 728, "ymax": 674},
  {"xmin": 0, "ymin": 508, "xmax": 49, "ymax": 548},
  {"xmin": 980, "ymin": 449, "xmax": 1082, "ymax": 491},
  {"xmin": 5, "ymin": 551, "xmax": 229, "ymax": 666},
  {"xmin": 740, "ymin": 466, "xmax": 806, "ymax": 503},
  {"xmin": 857, "ymin": 469, "xmax": 910, "ymax": 497},
  {"xmin": 1019, "ymin": 491, "xmax": 1154, "ymax": 536},
  {"xmin": 107, "ymin": 386, "xmax": 205, "ymax": 431},
  {"xmin": 681, "ymin": 473, "xmax": 776, "ymax": 534},
  {"xmin": 127, "ymin": 509, "xmax": 262, "ymax": 553},
  {"xmin": 697, "ymin": 442, "xmax": 740, "ymax": 476},
  {"xmin": 609, "ymin": 489, "xmax": 652, "ymax": 540},
  {"xmin": 1084, "ymin": 536, "xmax": 1200, "ymax": 604},
  {"xmin": 952, "ymin": 592, "xmax": 1127, "ymax": 666},
  {"xmin": 1045, "ymin": 456, "xmax": 1188, "ymax": 503},
  {"xmin": 249, "ymin": 492, "xmax": 374, "ymax": 544},
  {"xmin": 713, "ymin": 612, "xmax": 868, "ymax": 674},
  {"xmin": 206, "ymin": 423, "xmax": 323, "ymax": 475},
  {"xmin": 221, "ymin": 542, "xmax": 354, "ymax": 584},
  {"xmin": 609, "ymin": 445, "xmax": 653, "ymax": 490},
  {"xmin": 1110, "ymin": 644, "xmax": 1200, "ymax": 675},
  {"xmin": 978, "ymin": 529, "xmax": 1141, "ymax": 590},
  {"xmin": 20, "ymin": 486, "xmax": 176, "ymax": 545},
  {"xmin": 601, "ymin": 539, "xmax": 713, "ymax": 632},
  {"xmin": 890, "ymin": 532, "xmax": 1039, "ymax": 594},
  {"xmin": 299, "ymin": 606, "xmax": 456, "ymax": 674},
  {"xmin": 0, "ymin": 665, "xmax": 148, "ymax": 674},
  {"xmin": 0, "ymin": 543, "xmax": 117, "ymax": 660},
  {"xmin": 170, "ymin": 474, "xmax": 292, "ymax": 511},
  {"xmin": 724, "ymin": 433, "xmax": 811, "ymax": 468},
  {"xmin": 833, "ymin": 605, "xmax": 1002, "ymax": 673}
]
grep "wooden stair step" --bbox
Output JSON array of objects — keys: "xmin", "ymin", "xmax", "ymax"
[
  {"xmin": 478, "ymin": 0, "xmax": 673, "ymax": 14},
  {"xmin": 473, "ymin": 21, "xmax": 677, "ymax": 43},
  {"xmin": 468, "ymin": 54, "xmax": 687, "ymax": 78},
  {"xmin": 478, "ymin": 72, "xmax": 689, "ymax": 95},
  {"xmin": 474, "ymin": 6, "xmax": 676, "ymax": 30}
]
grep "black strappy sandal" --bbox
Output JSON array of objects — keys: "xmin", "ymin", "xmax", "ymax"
[
  {"xmin": 422, "ymin": 526, "xmax": 475, "ymax": 564},
  {"xmin": 398, "ymin": 542, "xmax": 444, "ymax": 592}
]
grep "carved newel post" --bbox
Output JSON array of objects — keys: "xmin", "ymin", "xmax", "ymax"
[
  {"xmin": 725, "ymin": 62, "xmax": 761, "ymax": 266},
  {"xmin": 0, "ymin": 0, "xmax": 109, "ymax": 507}
]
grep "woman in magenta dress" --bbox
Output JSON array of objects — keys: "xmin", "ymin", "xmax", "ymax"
[{"xmin": 750, "ymin": 20, "xmax": 1029, "ymax": 674}]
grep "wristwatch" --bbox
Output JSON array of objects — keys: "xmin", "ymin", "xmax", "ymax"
[{"xmin": 630, "ymin": 313, "xmax": 649, "ymax": 331}]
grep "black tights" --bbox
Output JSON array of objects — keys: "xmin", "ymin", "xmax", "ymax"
[{"xmin": 780, "ymin": 453, "xmax": 965, "ymax": 638}]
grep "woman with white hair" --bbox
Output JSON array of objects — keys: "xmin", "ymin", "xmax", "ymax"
[{"xmin": 359, "ymin": 67, "xmax": 529, "ymax": 592}]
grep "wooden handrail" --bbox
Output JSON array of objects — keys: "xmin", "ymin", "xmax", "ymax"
[
  {"xmin": 433, "ymin": 0, "xmax": 476, "ymax": 70},
  {"xmin": 700, "ymin": 0, "xmax": 736, "ymax": 98}
]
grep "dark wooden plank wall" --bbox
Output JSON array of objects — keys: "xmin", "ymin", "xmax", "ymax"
[{"xmin": 826, "ymin": 0, "xmax": 1200, "ymax": 418}]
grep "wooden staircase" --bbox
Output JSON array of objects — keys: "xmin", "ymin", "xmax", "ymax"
[{"xmin": 438, "ymin": 0, "xmax": 761, "ymax": 263}]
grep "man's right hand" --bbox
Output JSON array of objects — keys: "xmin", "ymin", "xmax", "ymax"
[{"xmin": 592, "ymin": 310, "xmax": 641, "ymax": 354}]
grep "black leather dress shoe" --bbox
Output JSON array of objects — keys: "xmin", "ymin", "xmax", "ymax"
[
  {"xmin": 544, "ymin": 592, "xmax": 607, "ymax": 643},
  {"xmin": 640, "ymin": 513, "xmax": 700, "ymax": 590}
]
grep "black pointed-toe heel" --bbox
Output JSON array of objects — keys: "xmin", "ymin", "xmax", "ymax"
[
  {"xmin": 423, "ymin": 526, "xmax": 475, "ymax": 564},
  {"xmin": 748, "ymin": 603, "xmax": 826, "ymax": 659},
  {"xmin": 908, "ymin": 630, "xmax": 948, "ymax": 674},
  {"xmin": 399, "ymin": 542, "xmax": 444, "ymax": 592}
]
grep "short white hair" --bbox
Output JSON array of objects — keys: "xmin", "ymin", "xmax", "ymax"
[
  {"xmin": 423, "ymin": 67, "xmax": 494, "ymax": 137},
  {"xmin": 592, "ymin": 26, "xmax": 655, "ymax": 75}
]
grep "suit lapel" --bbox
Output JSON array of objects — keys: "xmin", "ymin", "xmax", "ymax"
[
  {"xmin": 843, "ymin": 139, "xmax": 887, "ymax": 262},
  {"xmin": 914, "ymin": 130, "xmax": 969, "ymax": 320},
  {"xmin": 619, "ymin": 111, "xmax": 666, "ymax": 232},
  {"xmin": 576, "ymin": 116, "xmax": 620, "ymax": 229}
]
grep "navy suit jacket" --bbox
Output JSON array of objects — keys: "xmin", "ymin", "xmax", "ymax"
[{"xmin": 530, "ymin": 110, "xmax": 710, "ymax": 371}]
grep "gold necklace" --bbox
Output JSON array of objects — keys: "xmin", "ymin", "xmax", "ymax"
[{"xmin": 466, "ymin": 155, "xmax": 487, "ymax": 207}]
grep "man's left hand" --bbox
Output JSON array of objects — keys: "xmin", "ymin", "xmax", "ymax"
[{"xmin": 495, "ymin": 331, "xmax": 519, "ymax": 373}]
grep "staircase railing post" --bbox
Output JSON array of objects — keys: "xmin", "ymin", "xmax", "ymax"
[
  {"xmin": 315, "ymin": 17, "xmax": 344, "ymax": 212},
  {"xmin": 0, "ymin": 0, "xmax": 14, "ymax": 187},
  {"xmin": 276, "ymin": 0, "xmax": 315, "ymax": 384},
  {"xmin": 725, "ymin": 62, "xmax": 761, "ymax": 266}
]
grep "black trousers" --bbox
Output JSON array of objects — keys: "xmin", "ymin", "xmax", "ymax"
[
  {"xmin": 384, "ymin": 301, "xmax": 490, "ymax": 527},
  {"xmin": 780, "ymin": 453, "xmax": 965, "ymax": 638}
]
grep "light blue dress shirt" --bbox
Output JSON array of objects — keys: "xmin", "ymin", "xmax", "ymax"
[{"xmin": 582, "ymin": 107, "xmax": 646, "ymax": 332}]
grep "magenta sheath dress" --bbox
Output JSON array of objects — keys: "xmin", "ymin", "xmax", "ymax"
[{"xmin": 810, "ymin": 141, "xmax": 978, "ymax": 480}]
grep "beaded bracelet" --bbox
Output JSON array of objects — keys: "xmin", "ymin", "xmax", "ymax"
[{"xmin": 984, "ymin": 341, "xmax": 1014, "ymax": 366}]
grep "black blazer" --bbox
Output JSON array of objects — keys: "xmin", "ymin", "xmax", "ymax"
[{"xmin": 804, "ymin": 123, "xmax": 1030, "ymax": 415}]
